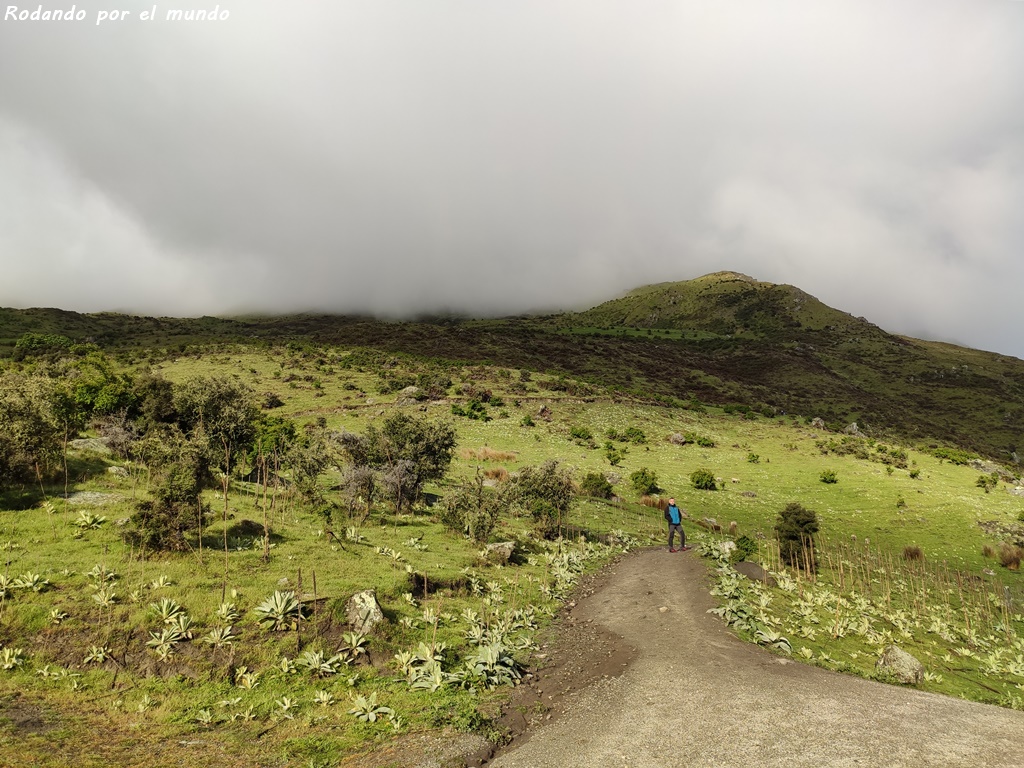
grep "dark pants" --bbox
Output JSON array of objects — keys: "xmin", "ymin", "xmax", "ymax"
[{"xmin": 668, "ymin": 523, "xmax": 684, "ymax": 549}]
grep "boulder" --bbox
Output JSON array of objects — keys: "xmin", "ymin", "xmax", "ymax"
[
  {"xmin": 734, "ymin": 560, "xmax": 777, "ymax": 587},
  {"xmin": 844, "ymin": 422, "xmax": 861, "ymax": 435},
  {"xmin": 741, "ymin": 490, "xmax": 758, "ymax": 498},
  {"xmin": 107, "ymin": 466, "xmax": 129, "ymax": 477},
  {"xmin": 810, "ymin": 417, "xmax": 826, "ymax": 429},
  {"xmin": 346, "ymin": 589, "xmax": 385, "ymax": 634},
  {"xmin": 483, "ymin": 541, "xmax": 516, "ymax": 564},
  {"xmin": 668, "ymin": 433, "xmax": 687, "ymax": 446},
  {"xmin": 876, "ymin": 644, "xmax": 924, "ymax": 684}
]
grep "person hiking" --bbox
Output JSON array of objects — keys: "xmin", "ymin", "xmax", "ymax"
[{"xmin": 665, "ymin": 498, "xmax": 687, "ymax": 552}]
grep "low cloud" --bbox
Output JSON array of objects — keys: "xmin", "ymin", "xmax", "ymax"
[{"xmin": 1, "ymin": 1, "xmax": 1021, "ymax": 356}]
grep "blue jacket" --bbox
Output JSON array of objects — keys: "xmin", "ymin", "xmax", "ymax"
[{"xmin": 665, "ymin": 504, "xmax": 682, "ymax": 525}]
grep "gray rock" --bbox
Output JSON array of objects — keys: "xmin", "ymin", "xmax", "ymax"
[
  {"xmin": 741, "ymin": 490, "xmax": 757, "ymax": 498},
  {"xmin": 107, "ymin": 466, "xmax": 129, "ymax": 477},
  {"xmin": 400, "ymin": 385, "xmax": 422, "ymax": 398},
  {"xmin": 346, "ymin": 589, "xmax": 385, "ymax": 634},
  {"xmin": 734, "ymin": 560, "xmax": 777, "ymax": 587},
  {"xmin": 669, "ymin": 433, "xmax": 687, "ymax": 446},
  {"xmin": 810, "ymin": 417, "xmax": 826, "ymax": 429},
  {"xmin": 845, "ymin": 422, "xmax": 861, "ymax": 435},
  {"xmin": 484, "ymin": 541, "xmax": 516, "ymax": 564},
  {"xmin": 876, "ymin": 644, "xmax": 924, "ymax": 684}
]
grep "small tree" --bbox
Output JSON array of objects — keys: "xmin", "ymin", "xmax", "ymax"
[
  {"xmin": 820, "ymin": 469, "xmax": 838, "ymax": 484},
  {"xmin": 629, "ymin": 467, "xmax": 659, "ymax": 495},
  {"xmin": 579, "ymin": 472, "xmax": 613, "ymax": 499},
  {"xmin": 507, "ymin": 460, "xmax": 575, "ymax": 538},
  {"xmin": 439, "ymin": 471, "xmax": 503, "ymax": 543},
  {"xmin": 774, "ymin": 502, "xmax": 819, "ymax": 571},
  {"xmin": 690, "ymin": 468, "xmax": 717, "ymax": 491},
  {"xmin": 126, "ymin": 436, "xmax": 210, "ymax": 552}
]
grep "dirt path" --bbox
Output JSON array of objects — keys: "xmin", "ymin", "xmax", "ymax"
[{"xmin": 489, "ymin": 548, "xmax": 1024, "ymax": 768}]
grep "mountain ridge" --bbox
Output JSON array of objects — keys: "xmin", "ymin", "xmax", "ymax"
[{"xmin": 1, "ymin": 272, "xmax": 1021, "ymax": 463}]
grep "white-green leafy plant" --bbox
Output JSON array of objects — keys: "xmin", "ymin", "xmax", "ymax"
[
  {"xmin": 92, "ymin": 587, "xmax": 117, "ymax": 608},
  {"xmin": 234, "ymin": 666, "xmax": 260, "ymax": 689},
  {"xmin": 149, "ymin": 597, "xmax": 185, "ymax": 623},
  {"xmin": 296, "ymin": 650, "xmax": 347, "ymax": 677},
  {"xmin": 202, "ymin": 626, "xmax": 237, "ymax": 648},
  {"xmin": 314, "ymin": 690, "xmax": 336, "ymax": 707},
  {"xmin": 347, "ymin": 691, "xmax": 393, "ymax": 722},
  {"xmin": 49, "ymin": 608, "xmax": 69, "ymax": 625},
  {"xmin": 254, "ymin": 590, "xmax": 302, "ymax": 631},
  {"xmin": 148, "ymin": 575, "xmax": 173, "ymax": 590},
  {"xmin": 215, "ymin": 602, "xmax": 240, "ymax": 622},
  {"xmin": 75, "ymin": 511, "xmax": 106, "ymax": 530},
  {"xmin": 0, "ymin": 648, "xmax": 25, "ymax": 670},
  {"xmin": 84, "ymin": 645, "xmax": 112, "ymax": 664},
  {"xmin": 14, "ymin": 572, "xmax": 50, "ymax": 592}
]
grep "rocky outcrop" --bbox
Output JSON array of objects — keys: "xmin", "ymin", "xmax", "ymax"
[
  {"xmin": 876, "ymin": 645, "xmax": 924, "ymax": 684},
  {"xmin": 346, "ymin": 590, "xmax": 385, "ymax": 634}
]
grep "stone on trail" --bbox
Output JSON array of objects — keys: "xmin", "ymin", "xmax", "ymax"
[
  {"xmin": 876, "ymin": 644, "xmax": 924, "ymax": 684},
  {"xmin": 346, "ymin": 589, "xmax": 385, "ymax": 634}
]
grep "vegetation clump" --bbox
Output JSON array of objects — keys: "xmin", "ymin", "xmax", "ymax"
[
  {"xmin": 774, "ymin": 502, "xmax": 819, "ymax": 570},
  {"xmin": 579, "ymin": 472, "xmax": 614, "ymax": 499},
  {"xmin": 690, "ymin": 468, "xmax": 717, "ymax": 491},
  {"xmin": 629, "ymin": 467, "xmax": 659, "ymax": 495}
]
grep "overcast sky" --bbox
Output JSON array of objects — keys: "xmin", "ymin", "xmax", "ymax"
[{"xmin": 1, "ymin": 1, "xmax": 1022, "ymax": 357}]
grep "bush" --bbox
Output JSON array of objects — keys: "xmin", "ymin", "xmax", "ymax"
[
  {"xmin": 999, "ymin": 544, "xmax": 1023, "ymax": 571},
  {"xmin": 902, "ymin": 545, "xmax": 923, "ymax": 562},
  {"xmin": 569, "ymin": 425, "xmax": 593, "ymax": 444},
  {"xmin": 774, "ymin": 502, "xmax": 818, "ymax": 570},
  {"xmin": 520, "ymin": 414, "xmax": 534, "ymax": 427},
  {"xmin": 747, "ymin": 453, "xmax": 760, "ymax": 464},
  {"xmin": 689, "ymin": 468, "xmax": 717, "ymax": 491},
  {"xmin": 976, "ymin": 473, "xmax": 999, "ymax": 493},
  {"xmin": 579, "ymin": 472, "xmax": 613, "ymax": 499},
  {"xmin": 732, "ymin": 535, "xmax": 758, "ymax": 562},
  {"xmin": 629, "ymin": 467, "xmax": 659, "ymax": 495},
  {"xmin": 909, "ymin": 469, "xmax": 921, "ymax": 479},
  {"xmin": 819, "ymin": 469, "xmax": 838, "ymax": 484}
]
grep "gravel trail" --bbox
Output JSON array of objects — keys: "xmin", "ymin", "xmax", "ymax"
[{"xmin": 490, "ymin": 548, "xmax": 1024, "ymax": 768}]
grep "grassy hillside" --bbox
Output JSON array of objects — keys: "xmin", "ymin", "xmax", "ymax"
[{"xmin": 1, "ymin": 338, "xmax": 1024, "ymax": 765}]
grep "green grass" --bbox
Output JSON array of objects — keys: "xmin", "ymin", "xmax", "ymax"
[{"xmin": 0, "ymin": 340, "xmax": 1022, "ymax": 764}]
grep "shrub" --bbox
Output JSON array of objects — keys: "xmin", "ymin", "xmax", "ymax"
[
  {"xmin": 976, "ymin": 473, "xmax": 999, "ymax": 493},
  {"xmin": 982, "ymin": 544, "xmax": 996, "ymax": 559},
  {"xmin": 520, "ymin": 414, "xmax": 534, "ymax": 427},
  {"xmin": 909, "ymin": 469, "xmax": 921, "ymax": 479},
  {"xmin": 579, "ymin": 472, "xmax": 613, "ymax": 499},
  {"xmin": 629, "ymin": 467, "xmax": 659, "ymax": 495},
  {"xmin": 999, "ymin": 544, "xmax": 1022, "ymax": 571},
  {"xmin": 569, "ymin": 425, "xmax": 593, "ymax": 444},
  {"xmin": 774, "ymin": 502, "xmax": 818, "ymax": 570},
  {"xmin": 747, "ymin": 453, "xmax": 760, "ymax": 464},
  {"xmin": 902, "ymin": 545, "xmax": 923, "ymax": 562},
  {"xmin": 690, "ymin": 468, "xmax": 717, "ymax": 491},
  {"xmin": 931, "ymin": 446, "xmax": 977, "ymax": 465},
  {"xmin": 895, "ymin": 495, "xmax": 906, "ymax": 509},
  {"xmin": 819, "ymin": 469, "xmax": 838, "ymax": 484},
  {"xmin": 733, "ymin": 535, "xmax": 758, "ymax": 562}
]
